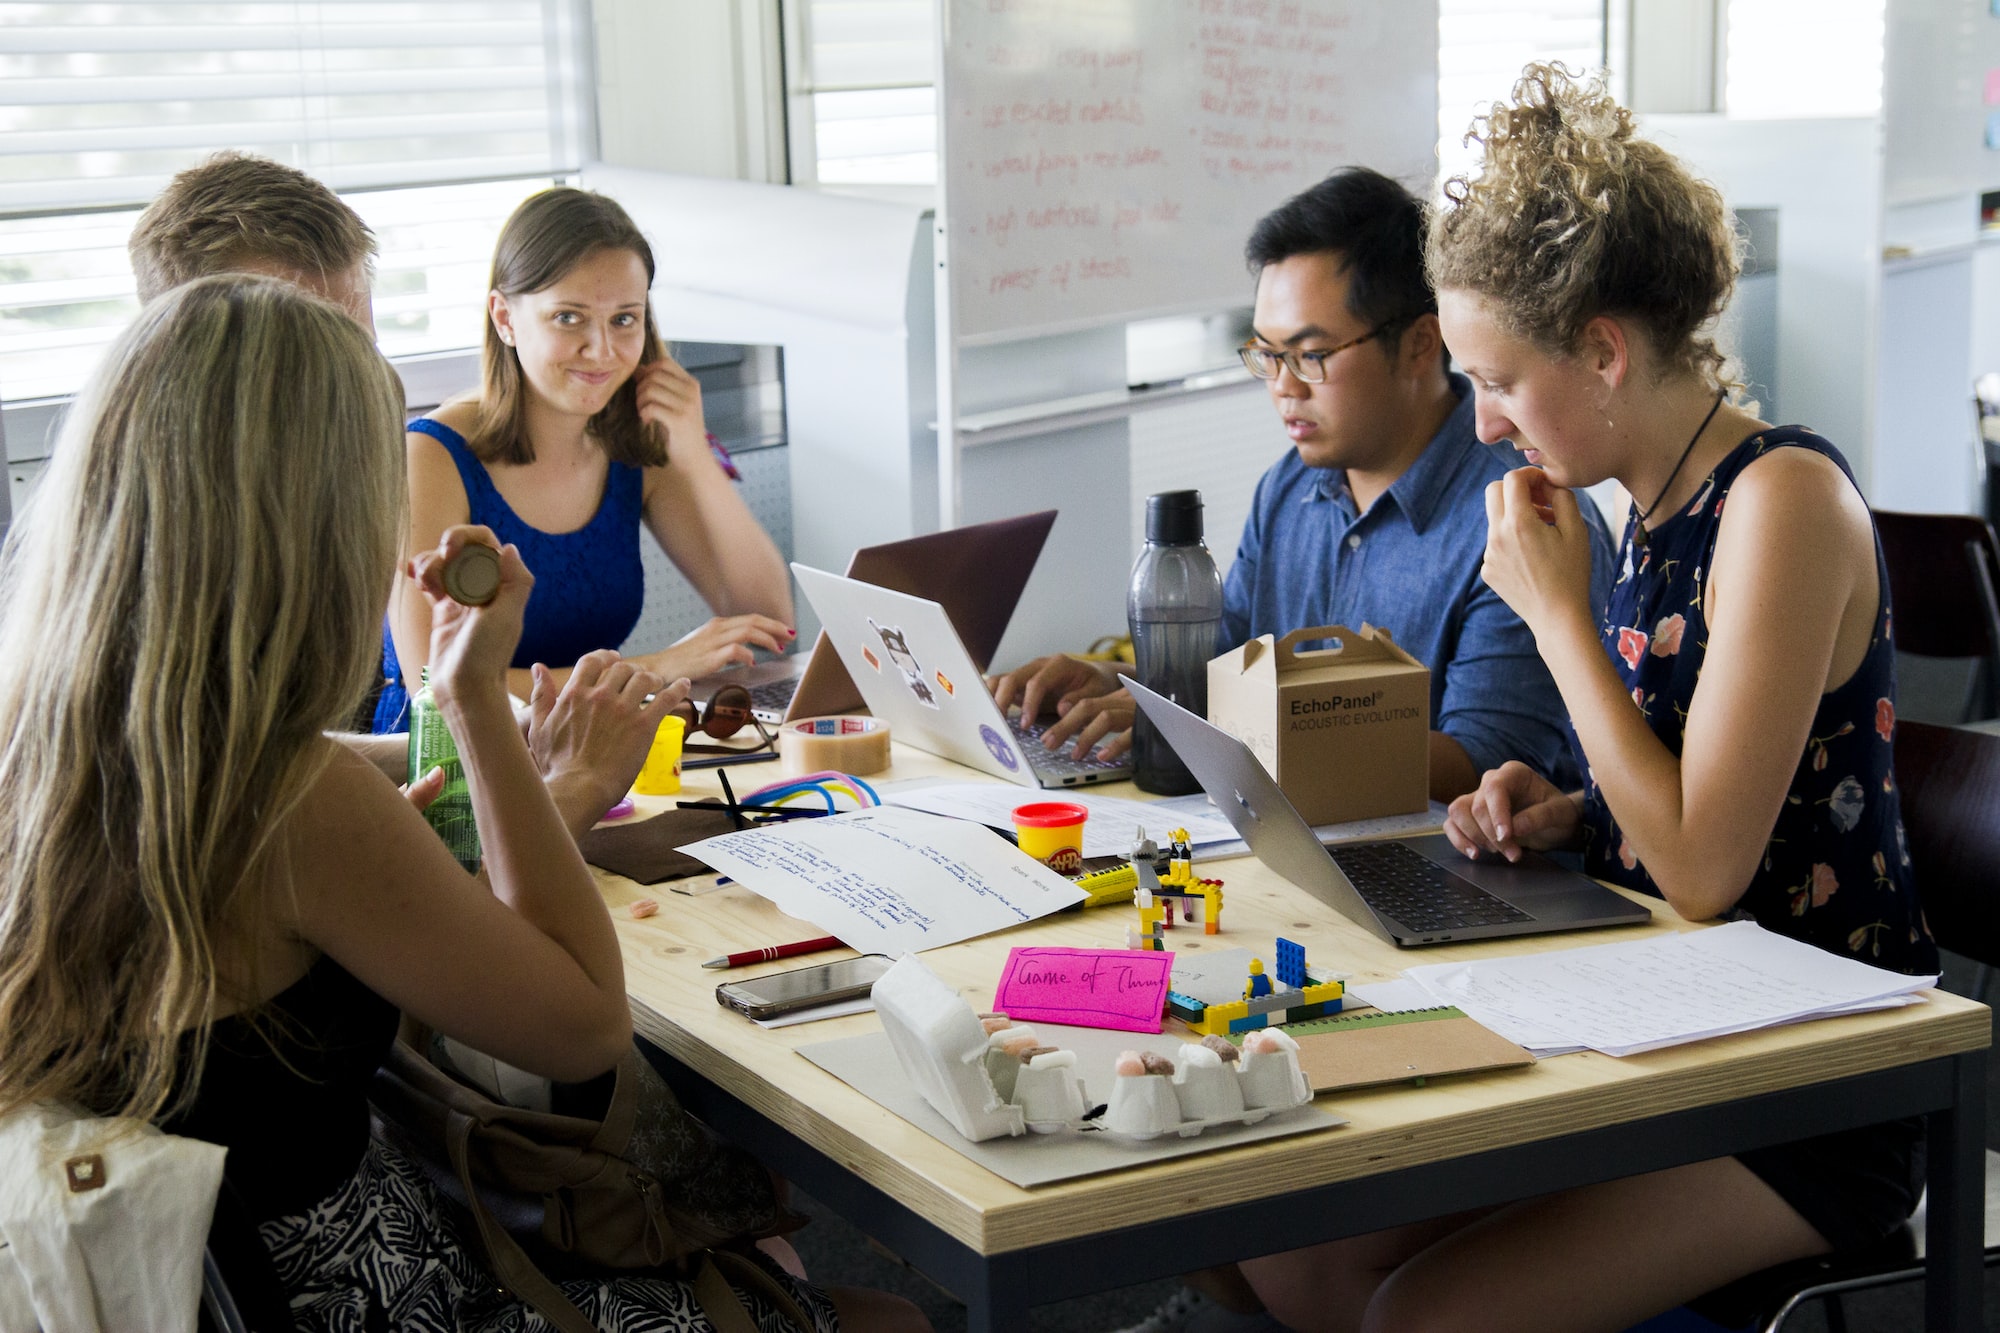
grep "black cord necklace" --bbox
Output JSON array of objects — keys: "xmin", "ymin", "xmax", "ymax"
[{"xmin": 1631, "ymin": 389, "xmax": 1725, "ymax": 551}]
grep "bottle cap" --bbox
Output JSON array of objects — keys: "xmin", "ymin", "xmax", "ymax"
[
  {"xmin": 1145, "ymin": 490, "xmax": 1204, "ymax": 545},
  {"xmin": 442, "ymin": 544, "xmax": 501, "ymax": 606}
]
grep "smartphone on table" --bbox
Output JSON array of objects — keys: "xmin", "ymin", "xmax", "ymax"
[{"xmin": 714, "ymin": 953, "xmax": 895, "ymax": 1020}]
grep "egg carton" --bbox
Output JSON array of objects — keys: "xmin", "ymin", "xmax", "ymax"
[{"xmin": 872, "ymin": 953, "xmax": 1311, "ymax": 1144}]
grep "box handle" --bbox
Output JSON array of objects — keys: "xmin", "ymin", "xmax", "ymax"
[{"xmin": 1273, "ymin": 624, "xmax": 1394, "ymax": 667}]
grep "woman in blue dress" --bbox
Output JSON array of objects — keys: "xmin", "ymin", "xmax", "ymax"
[
  {"xmin": 1234, "ymin": 64, "xmax": 1937, "ymax": 1333},
  {"xmin": 377, "ymin": 188, "xmax": 793, "ymax": 731}
]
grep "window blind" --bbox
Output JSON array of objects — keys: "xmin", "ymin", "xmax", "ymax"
[
  {"xmin": 0, "ymin": 0, "xmax": 594, "ymax": 216},
  {"xmin": 793, "ymin": 0, "xmax": 935, "ymax": 186},
  {"xmin": 1438, "ymin": 0, "xmax": 1607, "ymax": 186}
]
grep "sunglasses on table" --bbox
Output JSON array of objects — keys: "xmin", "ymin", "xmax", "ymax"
[{"xmin": 670, "ymin": 684, "xmax": 777, "ymax": 757}]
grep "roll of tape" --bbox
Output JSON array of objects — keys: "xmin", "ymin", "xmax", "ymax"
[{"xmin": 778, "ymin": 716, "xmax": 892, "ymax": 776}]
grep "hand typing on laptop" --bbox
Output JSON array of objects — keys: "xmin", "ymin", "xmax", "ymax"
[
  {"xmin": 986, "ymin": 653, "xmax": 1134, "ymax": 758},
  {"xmin": 1442, "ymin": 760, "xmax": 1584, "ymax": 864}
]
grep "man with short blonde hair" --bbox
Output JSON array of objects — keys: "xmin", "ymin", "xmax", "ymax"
[{"xmin": 128, "ymin": 151, "xmax": 376, "ymax": 328}]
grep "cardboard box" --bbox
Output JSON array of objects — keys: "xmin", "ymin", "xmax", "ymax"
[{"xmin": 1207, "ymin": 625, "xmax": 1429, "ymax": 825}]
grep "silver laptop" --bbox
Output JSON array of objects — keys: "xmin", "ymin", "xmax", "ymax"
[
  {"xmin": 1126, "ymin": 679, "xmax": 1653, "ymax": 947},
  {"xmin": 688, "ymin": 511, "xmax": 1058, "ymax": 724},
  {"xmin": 792, "ymin": 564, "xmax": 1133, "ymax": 788}
]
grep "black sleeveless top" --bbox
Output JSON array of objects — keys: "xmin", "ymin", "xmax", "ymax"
[
  {"xmin": 1576, "ymin": 428, "xmax": 1937, "ymax": 976},
  {"xmin": 164, "ymin": 954, "xmax": 399, "ymax": 1221}
]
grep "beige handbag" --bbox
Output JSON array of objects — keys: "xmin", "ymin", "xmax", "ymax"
[{"xmin": 370, "ymin": 1032, "xmax": 812, "ymax": 1333}]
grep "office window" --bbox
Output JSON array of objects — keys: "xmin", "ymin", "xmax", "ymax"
[
  {"xmin": 1437, "ymin": 0, "xmax": 1608, "ymax": 187},
  {"xmin": 789, "ymin": 0, "xmax": 936, "ymax": 188},
  {"xmin": 1724, "ymin": 0, "xmax": 1883, "ymax": 118},
  {"xmin": 0, "ymin": 1, "xmax": 594, "ymax": 402}
]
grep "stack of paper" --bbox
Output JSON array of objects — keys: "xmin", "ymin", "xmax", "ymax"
[
  {"xmin": 683, "ymin": 806, "xmax": 1085, "ymax": 955},
  {"xmin": 1400, "ymin": 922, "xmax": 1936, "ymax": 1057}
]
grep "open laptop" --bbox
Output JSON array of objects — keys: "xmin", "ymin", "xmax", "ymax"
[
  {"xmin": 688, "ymin": 511, "xmax": 1058, "ymax": 724},
  {"xmin": 792, "ymin": 564, "xmax": 1133, "ymax": 788},
  {"xmin": 1125, "ymin": 679, "xmax": 1653, "ymax": 947}
]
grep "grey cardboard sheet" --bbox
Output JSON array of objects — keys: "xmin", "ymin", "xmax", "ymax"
[{"xmin": 797, "ymin": 1020, "xmax": 1345, "ymax": 1188}]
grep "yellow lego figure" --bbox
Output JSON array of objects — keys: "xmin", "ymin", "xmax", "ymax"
[
  {"xmin": 1160, "ymin": 828, "xmax": 1197, "ymax": 889},
  {"xmin": 1243, "ymin": 957, "xmax": 1273, "ymax": 1000}
]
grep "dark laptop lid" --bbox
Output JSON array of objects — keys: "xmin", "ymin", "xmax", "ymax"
[{"xmin": 788, "ymin": 510, "xmax": 1058, "ymax": 719}]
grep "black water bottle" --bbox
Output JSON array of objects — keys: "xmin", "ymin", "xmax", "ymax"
[{"xmin": 1128, "ymin": 490, "xmax": 1223, "ymax": 794}]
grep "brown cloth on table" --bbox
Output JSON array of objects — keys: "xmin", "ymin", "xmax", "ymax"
[{"xmin": 579, "ymin": 806, "xmax": 742, "ymax": 884}]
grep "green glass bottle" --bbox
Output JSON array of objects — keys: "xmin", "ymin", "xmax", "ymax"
[{"xmin": 407, "ymin": 666, "xmax": 481, "ymax": 871}]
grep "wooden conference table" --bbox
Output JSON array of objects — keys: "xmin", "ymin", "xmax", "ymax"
[{"xmin": 598, "ymin": 747, "xmax": 1991, "ymax": 1332}]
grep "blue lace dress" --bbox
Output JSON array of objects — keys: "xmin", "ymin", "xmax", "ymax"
[
  {"xmin": 373, "ymin": 418, "xmax": 646, "ymax": 733},
  {"xmin": 1575, "ymin": 425, "xmax": 1938, "ymax": 1250}
]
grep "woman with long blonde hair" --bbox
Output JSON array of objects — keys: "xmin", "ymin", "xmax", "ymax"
[{"xmin": 0, "ymin": 274, "xmax": 922, "ymax": 1332}]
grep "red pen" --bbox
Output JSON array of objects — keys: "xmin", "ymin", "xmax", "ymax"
[{"xmin": 700, "ymin": 935, "xmax": 844, "ymax": 970}]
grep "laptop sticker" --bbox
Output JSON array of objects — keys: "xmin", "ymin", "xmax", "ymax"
[
  {"xmin": 861, "ymin": 645, "xmax": 880, "ymax": 672},
  {"xmin": 935, "ymin": 670, "xmax": 955, "ymax": 697},
  {"xmin": 980, "ymin": 723, "xmax": 1021, "ymax": 772},
  {"xmin": 870, "ymin": 619, "xmax": 938, "ymax": 709}
]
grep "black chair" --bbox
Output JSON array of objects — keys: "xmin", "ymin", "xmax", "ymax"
[
  {"xmin": 1873, "ymin": 509, "xmax": 2000, "ymax": 724},
  {"xmin": 1688, "ymin": 720, "xmax": 2000, "ymax": 1332}
]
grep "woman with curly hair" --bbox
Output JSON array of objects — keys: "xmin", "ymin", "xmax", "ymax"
[{"xmin": 1234, "ymin": 64, "xmax": 1935, "ymax": 1333}]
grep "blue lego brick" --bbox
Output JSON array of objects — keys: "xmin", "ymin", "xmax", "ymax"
[
  {"xmin": 1166, "ymin": 990, "xmax": 1208, "ymax": 1023},
  {"xmin": 1275, "ymin": 937, "xmax": 1306, "ymax": 988},
  {"xmin": 1227, "ymin": 1011, "xmax": 1272, "ymax": 1033}
]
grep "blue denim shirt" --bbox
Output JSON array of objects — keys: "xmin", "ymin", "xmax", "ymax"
[{"xmin": 1221, "ymin": 374, "xmax": 1614, "ymax": 788}]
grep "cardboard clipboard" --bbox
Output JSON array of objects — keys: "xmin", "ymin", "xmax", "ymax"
[{"xmin": 1256, "ymin": 1006, "xmax": 1535, "ymax": 1093}]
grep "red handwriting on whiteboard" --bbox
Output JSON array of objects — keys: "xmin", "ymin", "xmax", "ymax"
[
  {"xmin": 988, "ymin": 266, "xmax": 1040, "ymax": 294},
  {"xmin": 1034, "ymin": 149, "xmax": 1080, "ymax": 186},
  {"xmin": 1025, "ymin": 201, "xmax": 1101, "ymax": 229},
  {"xmin": 1078, "ymin": 97, "xmax": 1145, "ymax": 124}
]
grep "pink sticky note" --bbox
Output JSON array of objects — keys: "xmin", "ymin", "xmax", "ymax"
[
  {"xmin": 1987, "ymin": 67, "xmax": 2000, "ymax": 107},
  {"xmin": 993, "ymin": 947, "xmax": 1174, "ymax": 1033}
]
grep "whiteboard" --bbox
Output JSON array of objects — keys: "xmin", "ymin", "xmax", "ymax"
[{"xmin": 939, "ymin": 0, "xmax": 1438, "ymax": 345}]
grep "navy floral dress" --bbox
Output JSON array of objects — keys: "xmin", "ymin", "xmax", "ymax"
[
  {"xmin": 1570, "ymin": 427, "xmax": 1937, "ymax": 1252},
  {"xmin": 1575, "ymin": 427, "xmax": 1936, "ymax": 977}
]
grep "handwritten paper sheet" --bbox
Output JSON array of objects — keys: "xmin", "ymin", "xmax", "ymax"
[
  {"xmin": 882, "ymin": 781, "xmax": 1237, "ymax": 855},
  {"xmin": 681, "ymin": 806, "xmax": 1086, "ymax": 955},
  {"xmin": 994, "ymin": 947, "xmax": 1176, "ymax": 1033},
  {"xmin": 1402, "ymin": 921, "xmax": 1937, "ymax": 1057}
]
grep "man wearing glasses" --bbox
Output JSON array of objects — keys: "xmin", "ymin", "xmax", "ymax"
[{"xmin": 993, "ymin": 167, "xmax": 1612, "ymax": 804}]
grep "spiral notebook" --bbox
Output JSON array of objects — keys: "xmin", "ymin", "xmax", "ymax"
[{"xmin": 1245, "ymin": 1006, "xmax": 1535, "ymax": 1093}]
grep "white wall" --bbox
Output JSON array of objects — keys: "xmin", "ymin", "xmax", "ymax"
[
  {"xmin": 1642, "ymin": 114, "xmax": 1883, "ymax": 494},
  {"xmin": 593, "ymin": 0, "xmax": 786, "ymax": 183}
]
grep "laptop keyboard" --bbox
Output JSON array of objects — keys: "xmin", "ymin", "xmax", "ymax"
[
  {"xmin": 746, "ymin": 679, "xmax": 799, "ymax": 714},
  {"xmin": 1327, "ymin": 841, "xmax": 1534, "ymax": 934},
  {"xmin": 1011, "ymin": 715, "xmax": 1129, "ymax": 779}
]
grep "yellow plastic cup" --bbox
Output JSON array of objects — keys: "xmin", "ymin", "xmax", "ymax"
[
  {"xmin": 632, "ymin": 714, "xmax": 686, "ymax": 796},
  {"xmin": 1011, "ymin": 801, "xmax": 1089, "ymax": 873}
]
